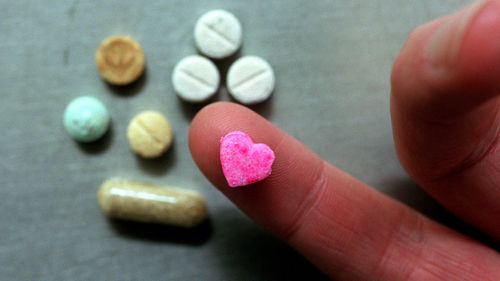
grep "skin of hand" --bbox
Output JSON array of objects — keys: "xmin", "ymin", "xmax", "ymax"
[{"xmin": 189, "ymin": 1, "xmax": 499, "ymax": 280}]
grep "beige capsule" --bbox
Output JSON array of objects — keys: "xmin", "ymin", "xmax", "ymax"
[
  {"xmin": 98, "ymin": 179, "xmax": 208, "ymax": 227},
  {"xmin": 95, "ymin": 35, "xmax": 145, "ymax": 85},
  {"xmin": 127, "ymin": 111, "xmax": 173, "ymax": 158}
]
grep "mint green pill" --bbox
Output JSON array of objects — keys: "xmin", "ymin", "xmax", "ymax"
[{"xmin": 63, "ymin": 96, "xmax": 110, "ymax": 142}]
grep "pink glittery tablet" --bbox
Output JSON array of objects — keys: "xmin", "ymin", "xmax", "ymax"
[{"xmin": 220, "ymin": 131, "xmax": 275, "ymax": 187}]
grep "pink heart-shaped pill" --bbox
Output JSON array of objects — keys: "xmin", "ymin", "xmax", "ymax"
[{"xmin": 220, "ymin": 131, "xmax": 275, "ymax": 187}]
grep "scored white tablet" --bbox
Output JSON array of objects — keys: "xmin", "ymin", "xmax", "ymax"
[
  {"xmin": 227, "ymin": 56, "xmax": 275, "ymax": 105},
  {"xmin": 172, "ymin": 55, "xmax": 220, "ymax": 103},
  {"xmin": 194, "ymin": 10, "xmax": 242, "ymax": 59}
]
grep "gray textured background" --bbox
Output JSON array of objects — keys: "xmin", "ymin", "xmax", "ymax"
[{"xmin": 0, "ymin": 0, "xmax": 479, "ymax": 280}]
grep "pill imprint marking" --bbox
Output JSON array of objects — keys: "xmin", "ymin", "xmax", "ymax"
[
  {"xmin": 103, "ymin": 40, "xmax": 136, "ymax": 70},
  {"xmin": 230, "ymin": 68, "xmax": 270, "ymax": 91},
  {"xmin": 127, "ymin": 111, "xmax": 173, "ymax": 158},
  {"xmin": 134, "ymin": 118, "xmax": 164, "ymax": 149},
  {"xmin": 203, "ymin": 22, "xmax": 238, "ymax": 48},
  {"xmin": 178, "ymin": 68, "xmax": 215, "ymax": 90},
  {"xmin": 96, "ymin": 35, "xmax": 145, "ymax": 85}
]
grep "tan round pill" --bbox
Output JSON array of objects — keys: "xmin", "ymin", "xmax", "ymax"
[
  {"xmin": 98, "ymin": 178, "xmax": 208, "ymax": 227},
  {"xmin": 127, "ymin": 111, "xmax": 173, "ymax": 158},
  {"xmin": 95, "ymin": 35, "xmax": 145, "ymax": 85}
]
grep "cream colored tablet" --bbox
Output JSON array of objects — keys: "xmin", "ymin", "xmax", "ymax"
[
  {"xmin": 127, "ymin": 111, "xmax": 173, "ymax": 158},
  {"xmin": 98, "ymin": 178, "xmax": 208, "ymax": 227},
  {"xmin": 194, "ymin": 10, "xmax": 242, "ymax": 59},
  {"xmin": 96, "ymin": 35, "xmax": 145, "ymax": 85}
]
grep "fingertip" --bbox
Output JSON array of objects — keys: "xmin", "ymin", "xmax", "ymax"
[
  {"xmin": 188, "ymin": 102, "xmax": 238, "ymax": 188},
  {"xmin": 392, "ymin": 1, "xmax": 500, "ymax": 116},
  {"xmin": 457, "ymin": 0, "xmax": 500, "ymax": 96},
  {"xmin": 189, "ymin": 102, "xmax": 285, "ymax": 188},
  {"xmin": 188, "ymin": 101, "xmax": 328, "ymax": 236}
]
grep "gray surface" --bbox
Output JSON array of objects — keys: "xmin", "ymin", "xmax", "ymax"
[{"xmin": 0, "ymin": 0, "xmax": 475, "ymax": 280}]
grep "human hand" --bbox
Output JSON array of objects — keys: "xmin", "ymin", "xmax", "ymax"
[{"xmin": 189, "ymin": 1, "xmax": 499, "ymax": 280}]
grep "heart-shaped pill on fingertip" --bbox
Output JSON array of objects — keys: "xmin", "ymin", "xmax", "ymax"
[{"xmin": 220, "ymin": 131, "xmax": 275, "ymax": 187}]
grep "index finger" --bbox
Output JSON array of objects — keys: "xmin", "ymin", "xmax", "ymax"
[{"xmin": 189, "ymin": 102, "xmax": 500, "ymax": 280}]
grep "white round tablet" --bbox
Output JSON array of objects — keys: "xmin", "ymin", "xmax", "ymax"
[
  {"xmin": 172, "ymin": 55, "xmax": 220, "ymax": 103},
  {"xmin": 194, "ymin": 10, "xmax": 242, "ymax": 59},
  {"xmin": 227, "ymin": 56, "xmax": 275, "ymax": 105}
]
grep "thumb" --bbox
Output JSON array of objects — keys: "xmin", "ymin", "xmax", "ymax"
[
  {"xmin": 189, "ymin": 102, "xmax": 500, "ymax": 280},
  {"xmin": 391, "ymin": 0, "xmax": 500, "ymax": 238}
]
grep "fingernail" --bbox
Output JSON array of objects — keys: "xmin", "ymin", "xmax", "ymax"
[{"xmin": 427, "ymin": 0, "xmax": 488, "ymax": 67}]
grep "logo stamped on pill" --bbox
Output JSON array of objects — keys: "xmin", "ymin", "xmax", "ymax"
[
  {"xmin": 103, "ymin": 41, "xmax": 136, "ymax": 71},
  {"xmin": 220, "ymin": 131, "xmax": 275, "ymax": 187}
]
